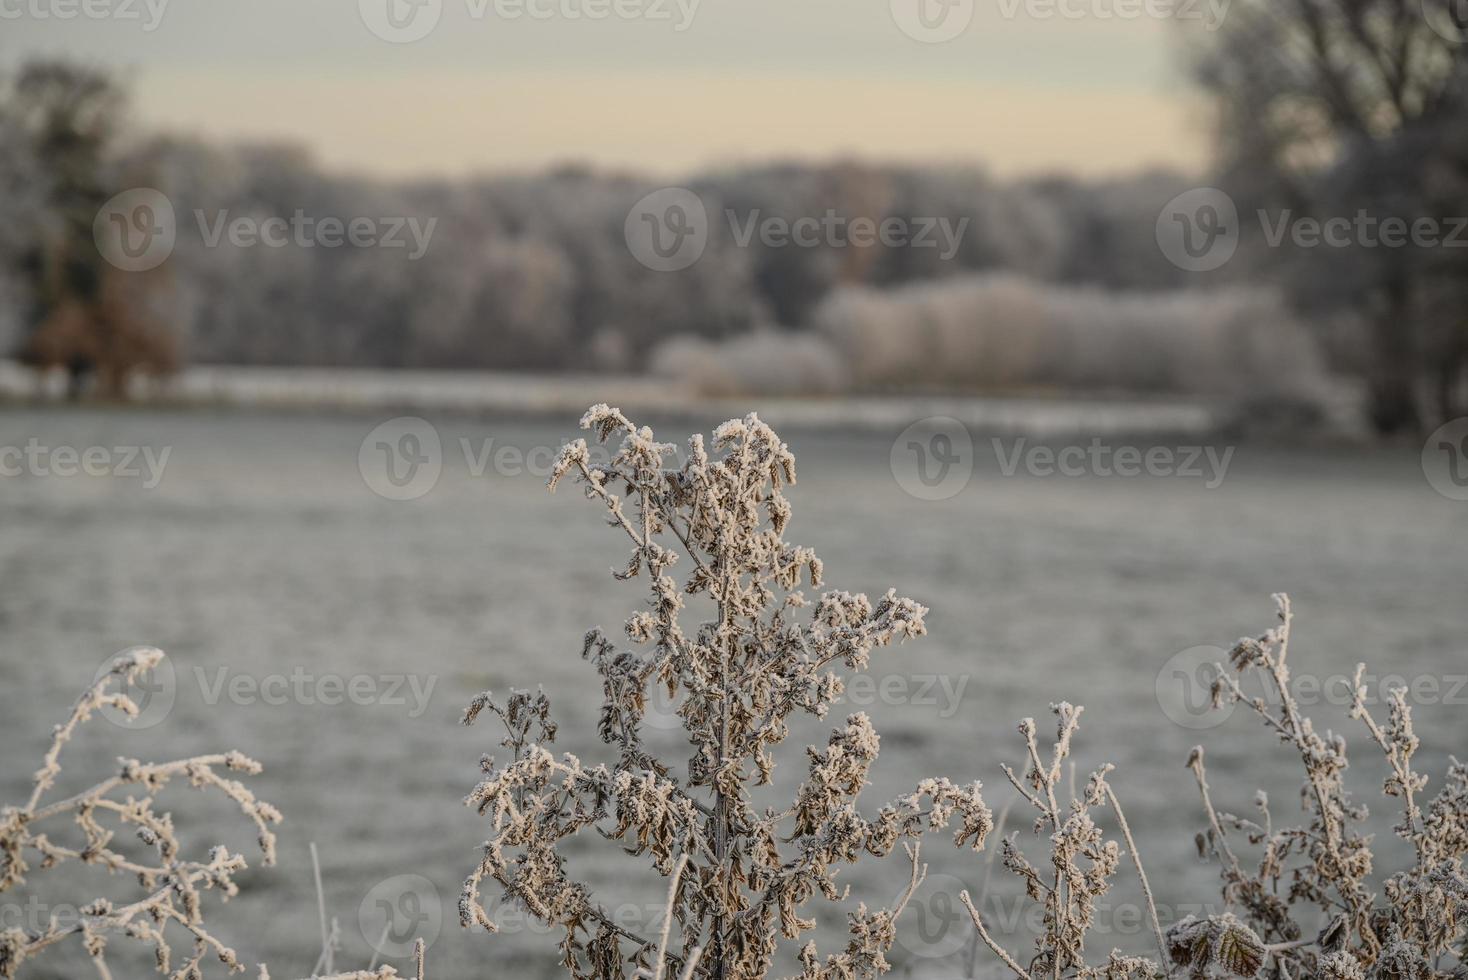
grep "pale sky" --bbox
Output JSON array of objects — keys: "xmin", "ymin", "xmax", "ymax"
[{"xmin": 1, "ymin": 0, "xmax": 1213, "ymax": 180}]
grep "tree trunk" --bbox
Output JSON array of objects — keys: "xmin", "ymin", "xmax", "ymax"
[
  {"xmin": 1438, "ymin": 342, "xmax": 1468, "ymax": 428},
  {"xmin": 1366, "ymin": 272, "xmax": 1423, "ymax": 436}
]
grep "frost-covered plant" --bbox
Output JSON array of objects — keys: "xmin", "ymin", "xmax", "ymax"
[
  {"xmin": 459, "ymin": 405, "xmax": 993, "ymax": 980},
  {"xmin": 963, "ymin": 701, "xmax": 1238, "ymax": 979},
  {"xmin": 0, "ymin": 649, "xmax": 431, "ymax": 980},
  {"xmin": 1192, "ymin": 594, "xmax": 1468, "ymax": 979},
  {"xmin": 0, "ymin": 648, "xmax": 283, "ymax": 979},
  {"xmin": 967, "ymin": 597, "xmax": 1468, "ymax": 980}
]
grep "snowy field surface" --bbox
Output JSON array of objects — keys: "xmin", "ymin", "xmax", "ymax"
[{"xmin": 0, "ymin": 407, "xmax": 1463, "ymax": 979}]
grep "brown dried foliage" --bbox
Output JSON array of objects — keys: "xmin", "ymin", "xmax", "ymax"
[{"xmin": 459, "ymin": 405, "xmax": 993, "ymax": 980}]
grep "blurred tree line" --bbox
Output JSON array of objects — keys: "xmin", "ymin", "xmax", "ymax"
[
  {"xmin": 2, "ymin": 2, "xmax": 1466, "ymax": 434},
  {"xmin": 0, "ymin": 70, "xmax": 1212, "ymax": 387}
]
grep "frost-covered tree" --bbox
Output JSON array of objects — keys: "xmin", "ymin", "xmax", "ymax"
[
  {"xmin": 1190, "ymin": 0, "xmax": 1468, "ymax": 432},
  {"xmin": 0, "ymin": 97, "xmax": 43, "ymax": 355},
  {"xmin": 459, "ymin": 406, "xmax": 992, "ymax": 980}
]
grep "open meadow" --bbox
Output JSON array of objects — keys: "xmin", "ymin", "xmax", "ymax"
[{"xmin": 2, "ymin": 405, "xmax": 1464, "ymax": 978}]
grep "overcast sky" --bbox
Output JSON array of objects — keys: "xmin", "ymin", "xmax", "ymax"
[{"xmin": 2, "ymin": 0, "xmax": 1213, "ymax": 180}]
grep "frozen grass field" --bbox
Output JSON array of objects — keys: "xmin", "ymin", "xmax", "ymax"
[{"xmin": 1, "ymin": 407, "xmax": 1464, "ymax": 978}]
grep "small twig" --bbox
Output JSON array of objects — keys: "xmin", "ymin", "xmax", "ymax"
[
  {"xmin": 967, "ymin": 790, "xmax": 1017, "ymax": 980},
  {"xmin": 676, "ymin": 945, "xmax": 705, "ymax": 980},
  {"xmin": 311, "ymin": 842, "xmax": 335, "ymax": 976},
  {"xmin": 367, "ymin": 923, "xmax": 391, "ymax": 973},
  {"xmin": 653, "ymin": 854, "xmax": 691, "ymax": 980},
  {"xmin": 959, "ymin": 890, "xmax": 1030, "ymax": 980},
  {"xmin": 1187, "ymin": 747, "xmax": 1240, "ymax": 875},
  {"xmin": 1105, "ymin": 785, "xmax": 1168, "ymax": 970}
]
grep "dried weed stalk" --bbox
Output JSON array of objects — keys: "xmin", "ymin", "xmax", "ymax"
[
  {"xmin": 460, "ymin": 405, "xmax": 993, "ymax": 980},
  {"xmin": 0, "ymin": 647, "xmax": 283, "ymax": 979},
  {"xmin": 968, "ymin": 595, "xmax": 1468, "ymax": 980},
  {"xmin": 960, "ymin": 703, "xmax": 1195, "ymax": 980},
  {"xmin": 0, "ymin": 650, "xmax": 429, "ymax": 980},
  {"xmin": 1191, "ymin": 594, "xmax": 1468, "ymax": 979}
]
